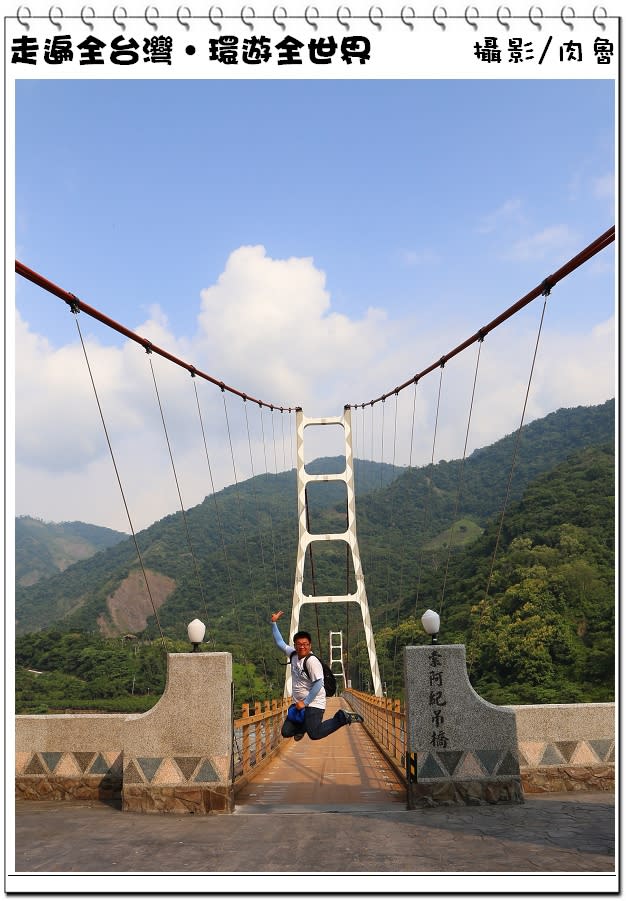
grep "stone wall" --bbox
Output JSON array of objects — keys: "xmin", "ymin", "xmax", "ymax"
[
  {"xmin": 16, "ymin": 652, "xmax": 234, "ymax": 815},
  {"xmin": 511, "ymin": 702, "xmax": 614, "ymax": 793},
  {"xmin": 16, "ymin": 648, "xmax": 614, "ymax": 814},
  {"xmin": 404, "ymin": 644, "xmax": 524, "ymax": 808},
  {"xmin": 15, "ymin": 714, "xmax": 126, "ymax": 803},
  {"xmin": 403, "ymin": 644, "xmax": 615, "ymax": 806}
]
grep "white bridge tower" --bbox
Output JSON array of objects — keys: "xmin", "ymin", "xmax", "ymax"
[{"xmin": 285, "ymin": 408, "xmax": 382, "ymax": 697}]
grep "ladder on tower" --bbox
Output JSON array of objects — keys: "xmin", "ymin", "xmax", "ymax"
[
  {"xmin": 329, "ymin": 630, "xmax": 347, "ymax": 692},
  {"xmin": 285, "ymin": 408, "xmax": 383, "ymax": 697}
]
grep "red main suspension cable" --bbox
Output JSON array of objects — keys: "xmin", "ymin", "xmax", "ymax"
[
  {"xmin": 346, "ymin": 224, "xmax": 615, "ymax": 408},
  {"xmin": 14, "ymin": 259, "xmax": 299, "ymax": 414},
  {"xmin": 16, "ymin": 223, "xmax": 614, "ymax": 412}
]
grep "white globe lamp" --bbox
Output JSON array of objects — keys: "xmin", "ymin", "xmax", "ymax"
[
  {"xmin": 421, "ymin": 609, "xmax": 440, "ymax": 644},
  {"xmin": 187, "ymin": 619, "xmax": 206, "ymax": 652}
]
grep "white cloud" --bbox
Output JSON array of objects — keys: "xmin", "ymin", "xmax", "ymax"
[
  {"xmin": 532, "ymin": 317, "xmax": 615, "ymax": 411},
  {"xmin": 194, "ymin": 245, "xmax": 391, "ymax": 416},
  {"xmin": 16, "ymin": 313, "xmax": 111, "ymax": 472},
  {"xmin": 593, "ymin": 173, "xmax": 615, "ymax": 199},
  {"xmin": 476, "ymin": 198, "xmax": 525, "ymax": 235},
  {"xmin": 399, "ymin": 248, "xmax": 441, "ymax": 267},
  {"xmin": 14, "ymin": 247, "xmax": 615, "ymax": 532},
  {"xmin": 505, "ymin": 225, "xmax": 580, "ymax": 262}
]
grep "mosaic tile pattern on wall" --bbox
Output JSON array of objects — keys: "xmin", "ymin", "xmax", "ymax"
[
  {"xmin": 123, "ymin": 755, "xmax": 221, "ymax": 786},
  {"xmin": 408, "ymin": 748, "xmax": 521, "ymax": 781},
  {"xmin": 16, "ymin": 750, "xmax": 122, "ymax": 779},
  {"xmin": 518, "ymin": 739, "xmax": 614, "ymax": 768}
]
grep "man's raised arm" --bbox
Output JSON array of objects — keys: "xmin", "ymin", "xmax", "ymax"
[{"xmin": 271, "ymin": 610, "xmax": 292, "ymax": 655}]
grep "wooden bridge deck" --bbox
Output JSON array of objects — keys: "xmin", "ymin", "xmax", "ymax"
[{"xmin": 235, "ymin": 697, "xmax": 406, "ymax": 811}]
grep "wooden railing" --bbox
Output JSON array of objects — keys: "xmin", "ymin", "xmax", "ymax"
[
  {"xmin": 344, "ymin": 689, "xmax": 406, "ymax": 780},
  {"xmin": 232, "ymin": 698, "xmax": 290, "ymax": 785}
]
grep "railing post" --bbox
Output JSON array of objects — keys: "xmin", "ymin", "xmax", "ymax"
[
  {"xmin": 393, "ymin": 699, "xmax": 401, "ymax": 759},
  {"xmin": 270, "ymin": 699, "xmax": 278, "ymax": 747},
  {"xmin": 263, "ymin": 701, "xmax": 271, "ymax": 758},
  {"xmin": 253, "ymin": 701, "xmax": 261, "ymax": 766},
  {"xmin": 241, "ymin": 703, "xmax": 251, "ymax": 774},
  {"xmin": 385, "ymin": 698, "xmax": 393, "ymax": 751}
]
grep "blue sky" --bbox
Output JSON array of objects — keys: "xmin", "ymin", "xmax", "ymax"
[
  {"xmin": 16, "ymin": 79, "xmax": 613, "ymax": 341},
  {"xmin": 14, "ymin": 78, "xmax": 615, "ymax": 530}
]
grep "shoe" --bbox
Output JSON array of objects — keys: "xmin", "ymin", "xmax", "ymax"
[
  {"xmin": 343, "ymin": 712, "xmax": 364, "ymax": 725},
  {"xmin": 294, "ymin": 732, "xmax": 305, "ymax": 741}
]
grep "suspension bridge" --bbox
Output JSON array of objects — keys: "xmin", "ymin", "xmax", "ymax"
[{"xmin": 14, "ymin": 226, "xmax": 615, "ymax": 819}]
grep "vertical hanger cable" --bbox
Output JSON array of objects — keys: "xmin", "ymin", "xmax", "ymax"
[
  {"xmin": 148, "ymin": 353, "xmax": 211, "ymax": 635},
  {"xmin": 468, "ymin": 298, "xmax": 548, "ymax": 677},
  {"xmin": 74, "ymin": 317, "xmax": 166, "ymax": 650}
]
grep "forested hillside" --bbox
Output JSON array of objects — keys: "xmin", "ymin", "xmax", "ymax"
[
  {"xmin": 16, "ymin": 400, "xmax": 613, "ymax": 638},
  {"xmin": 14, "ymin": 457, "xmax": 399, "ymax": 636},
  {"xmin": 14, "ymin": 400, "xmax": 614, "ymax": 711},
  {"xmin": 361, "ymin": 442, "xmax": 614, "ymax": 704}
]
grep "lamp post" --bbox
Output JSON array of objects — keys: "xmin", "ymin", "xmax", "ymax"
[
  {"xmin": 421, "ymin": 609, "xmax": 440, "ymax": 644},
  {"xmin": 187, "ymin": 619, "xmax": 206, "ymax": 652}
]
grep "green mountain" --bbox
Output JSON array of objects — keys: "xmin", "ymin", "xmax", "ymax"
[
  {"xmin": 359, "ymin": 441, "xmax": 614, "ymax": 704},
  {"xmin": 15, "ymin": 400, "xmax": 613, "ymax": 636},
  {"xmin": 14, "ymin": 400, "xmax": 614, "ymax": 708},
  {"xmin": 15, "ymin": 439, "xmax": 614, "ymax": 713},
  {"xmin": 14, "ymin": 458, "xmax": 400, "ymax": 637},
  {"xmin": 15, "ymin": 516, "xmax": 127, "ymax": 587}
]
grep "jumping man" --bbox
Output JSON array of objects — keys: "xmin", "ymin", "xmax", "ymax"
[{"xmin": 271, "ymin": 610, "xmax": 364, "ymax": 741}]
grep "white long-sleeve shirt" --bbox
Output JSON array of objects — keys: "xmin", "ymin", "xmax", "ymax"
[{"xmin": 272, "ymin": 622, "xmax": 325, "ymax": 709}]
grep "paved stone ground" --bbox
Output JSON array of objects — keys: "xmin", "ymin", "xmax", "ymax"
[{"xmin": 12, "ymin": 792, "xmax": 615, "ymax": 878}]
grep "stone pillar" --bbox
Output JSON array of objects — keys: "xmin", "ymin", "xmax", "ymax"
[
  {"xmin": 404, "ymin": 644, "xmax": 523, "ymax": 808},
  {"xmin": 123, "ymin": 652, "xmax": 234, "ymax": 815}
]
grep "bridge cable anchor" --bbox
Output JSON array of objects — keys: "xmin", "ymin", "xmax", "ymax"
[{"xmin": 65, "ymin": 293, "xmax": 81, "ymax": 315}]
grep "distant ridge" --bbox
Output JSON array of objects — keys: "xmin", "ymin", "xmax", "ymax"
[{"xmin": 15, "ymin": 516, "xmax": 127, "ymax": 587}]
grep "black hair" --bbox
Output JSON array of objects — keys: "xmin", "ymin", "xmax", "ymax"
[{"xmin": 293, "ymin": 631, "xmax": 312, "ymax": 644}]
